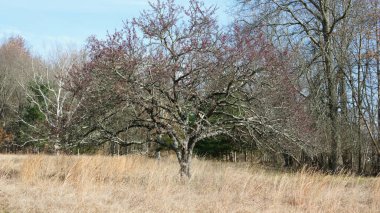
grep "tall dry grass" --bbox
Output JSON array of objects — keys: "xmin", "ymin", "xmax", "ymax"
[{"xmin": 0, "ymin": 154, "xmax": 378, "ymax": 212}]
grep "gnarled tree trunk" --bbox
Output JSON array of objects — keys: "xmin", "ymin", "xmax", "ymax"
[{"xmin": 177, "ymin": 146, "xmax": 193, "ymax": 178}]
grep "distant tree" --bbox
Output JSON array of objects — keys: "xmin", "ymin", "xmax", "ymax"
[
  {"xmin": 0, "ymin": 36, "xmax": 35, "ymax": 128},
  {"xmin": 236, "ymin": 0, "xmax": 358, "ymax": 171},
  {"xmin": 18, "ymin": 48, "xmax": 87, "ymax": 153},
  {"xmin": 0, "ymin": 36, "xmax": 46, "ymax": 151},
  {"xmin": 0, "ymin": 128, "xmax": 13, "ymax": 150}
]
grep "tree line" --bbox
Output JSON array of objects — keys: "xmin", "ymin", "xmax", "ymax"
[{"xmin": 0, "ymin": 0, "xmax": 379, "ymax": 177}]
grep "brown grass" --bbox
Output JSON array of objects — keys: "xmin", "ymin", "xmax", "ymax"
[{"xmin": 0, "ymin": 154, "xmax": 378, "ymax": 212}]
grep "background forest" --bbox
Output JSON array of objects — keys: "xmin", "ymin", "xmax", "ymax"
[{"xmin": 0, "ymin": 0, "xmax": 380, "ymax": 177}]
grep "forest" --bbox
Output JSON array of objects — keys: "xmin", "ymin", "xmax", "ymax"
[{"xmin": 0, "ymin": 0, "xmax": 380, "ymax": 178}]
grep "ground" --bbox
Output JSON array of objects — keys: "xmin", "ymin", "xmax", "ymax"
[{"xmin": 0, "ymin": 154, "xmax": 378, "ymax": 212}]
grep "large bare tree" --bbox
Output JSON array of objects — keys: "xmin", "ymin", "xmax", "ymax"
[
  {"xmin": 237, "ymin": 0, "xmax": 353, "ymax": 171},
  {"xmin": 70, "ymin": 0, "xmax": 306, "ymax": 177}
]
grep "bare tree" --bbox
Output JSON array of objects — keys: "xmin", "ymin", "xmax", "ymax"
[
  {"xmin": 70, "ymin": 0, "xmax": 306, "ymax": 177},
  {"xmin": 19, "ymin": 48, "xmax": 87, "ymax": 153},
  {"xmin": 237, "ymin": 0, "xmax": 354, "ymax": 171},
  {"xmin": 0, "ymin": 36, "xmax": 37, "ymax": 128}
]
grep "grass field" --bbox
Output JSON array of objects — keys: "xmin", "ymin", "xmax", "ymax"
[{"xmin": 0, "ymin": 154, "xmax": 378, "ymax": 212}]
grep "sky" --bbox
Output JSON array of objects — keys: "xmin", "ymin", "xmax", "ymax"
[{"xmin": 0, "ymin": 0, "xmax": 234, "ymax": 58}]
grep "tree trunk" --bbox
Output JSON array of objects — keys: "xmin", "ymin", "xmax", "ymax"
[
  {"xmin": 283, "ymin": 153, "xmax": 293, "ymax": 168},
  {"xmin": 338, "ymin": 67, "xmax": 349, "ymax": 168},
  {"xmin": 109, "ymin": 141, "xmax": 116, "ymax": 156},
  {"xmin": 321, "ymin": 3, "xmax": 342, "ymax": 171},
  {"xmin": 179, "ymin": 151, "xmax": 191, "ymax": 178},
  {"xmin": 176, "ymin": 144, "xmax": 193, "ymax": 178},
  {"xmin": 353, "ymin": 33, "xmax": 363, "ymax": 174},
  {"xmin": 376, "ymin": 3, "xmax": 380, "ymax": 175},
  {"xmin": 325, "ymin": 43, "xmax": 341, "ymax": 171},
  {"xmin": 156, "ymin": 150, "xmax": 161, "ymax": 161}
]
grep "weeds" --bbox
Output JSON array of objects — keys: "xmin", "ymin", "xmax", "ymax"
[{"xmin": 0, "ymin": 154, "xmax": 377, "ymax": 212}]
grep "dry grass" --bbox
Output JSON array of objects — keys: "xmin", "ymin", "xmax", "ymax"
[{"xmin": 0, "ymin": 154, "xmax": 378, "ymax": 212}]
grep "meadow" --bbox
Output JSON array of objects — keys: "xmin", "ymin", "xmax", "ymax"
[{"xmin": 0, "ymin": 154, "xmax": 378, "ymax": 212}]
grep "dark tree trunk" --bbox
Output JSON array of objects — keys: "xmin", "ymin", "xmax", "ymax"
[
  {"xmin": 321, "ymin": 3, "xmax": 342, "ymax": 171},
  {"xmin": 109, "ymin": 141, "xmax": 116, "ymax": 156},
  {"xmin": 376, "ymin": 154, "xmax": 380, "ymax": 175},
  {"xmin": 353, "ymin": 33, "xmax": 363, "ymax": 174},
  {"xmin": 376, "ymin": 4, "xmax": 380, "ymax": 175},
  {"xmin": 338, "ymin": 67, "xmax": 349, "ymax": 168},
  {"xmin": 282, "ymin": 153, "xmax": 293, "ymax": 168},
  {"xmin": 326, "ymin": 47, "xmax": 341, "ymax": 171}
]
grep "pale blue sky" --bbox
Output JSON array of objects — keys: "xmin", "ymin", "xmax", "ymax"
[{"xmin": 0, "ymin": 0, "xmax": 234, "ymax": 57}]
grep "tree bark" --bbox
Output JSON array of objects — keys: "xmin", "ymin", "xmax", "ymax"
[
  {"xmin": 338, "ymin": 67, "xmax": 349, "ymax": 167},
  {"xmin": 322, "ymin": 16, "xmax": 342, "ymax": 171},
  {"xmin": 178, "ymin": 148, "xmax": 192, "ymax": 178},
  {"xmin": 283, "ymin": 153, "xmax": 293, "ymax": 168},
  {"xmin": 353, "ymin": 33, "xmax": 363, "ymax": 174},
  {"xmin": 376, "ymin": 2, "xmax": 380, "ymax": 174},
  {"xmin": 175, "ymin": 141, "xmax": 193, "ymax": 178}
]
